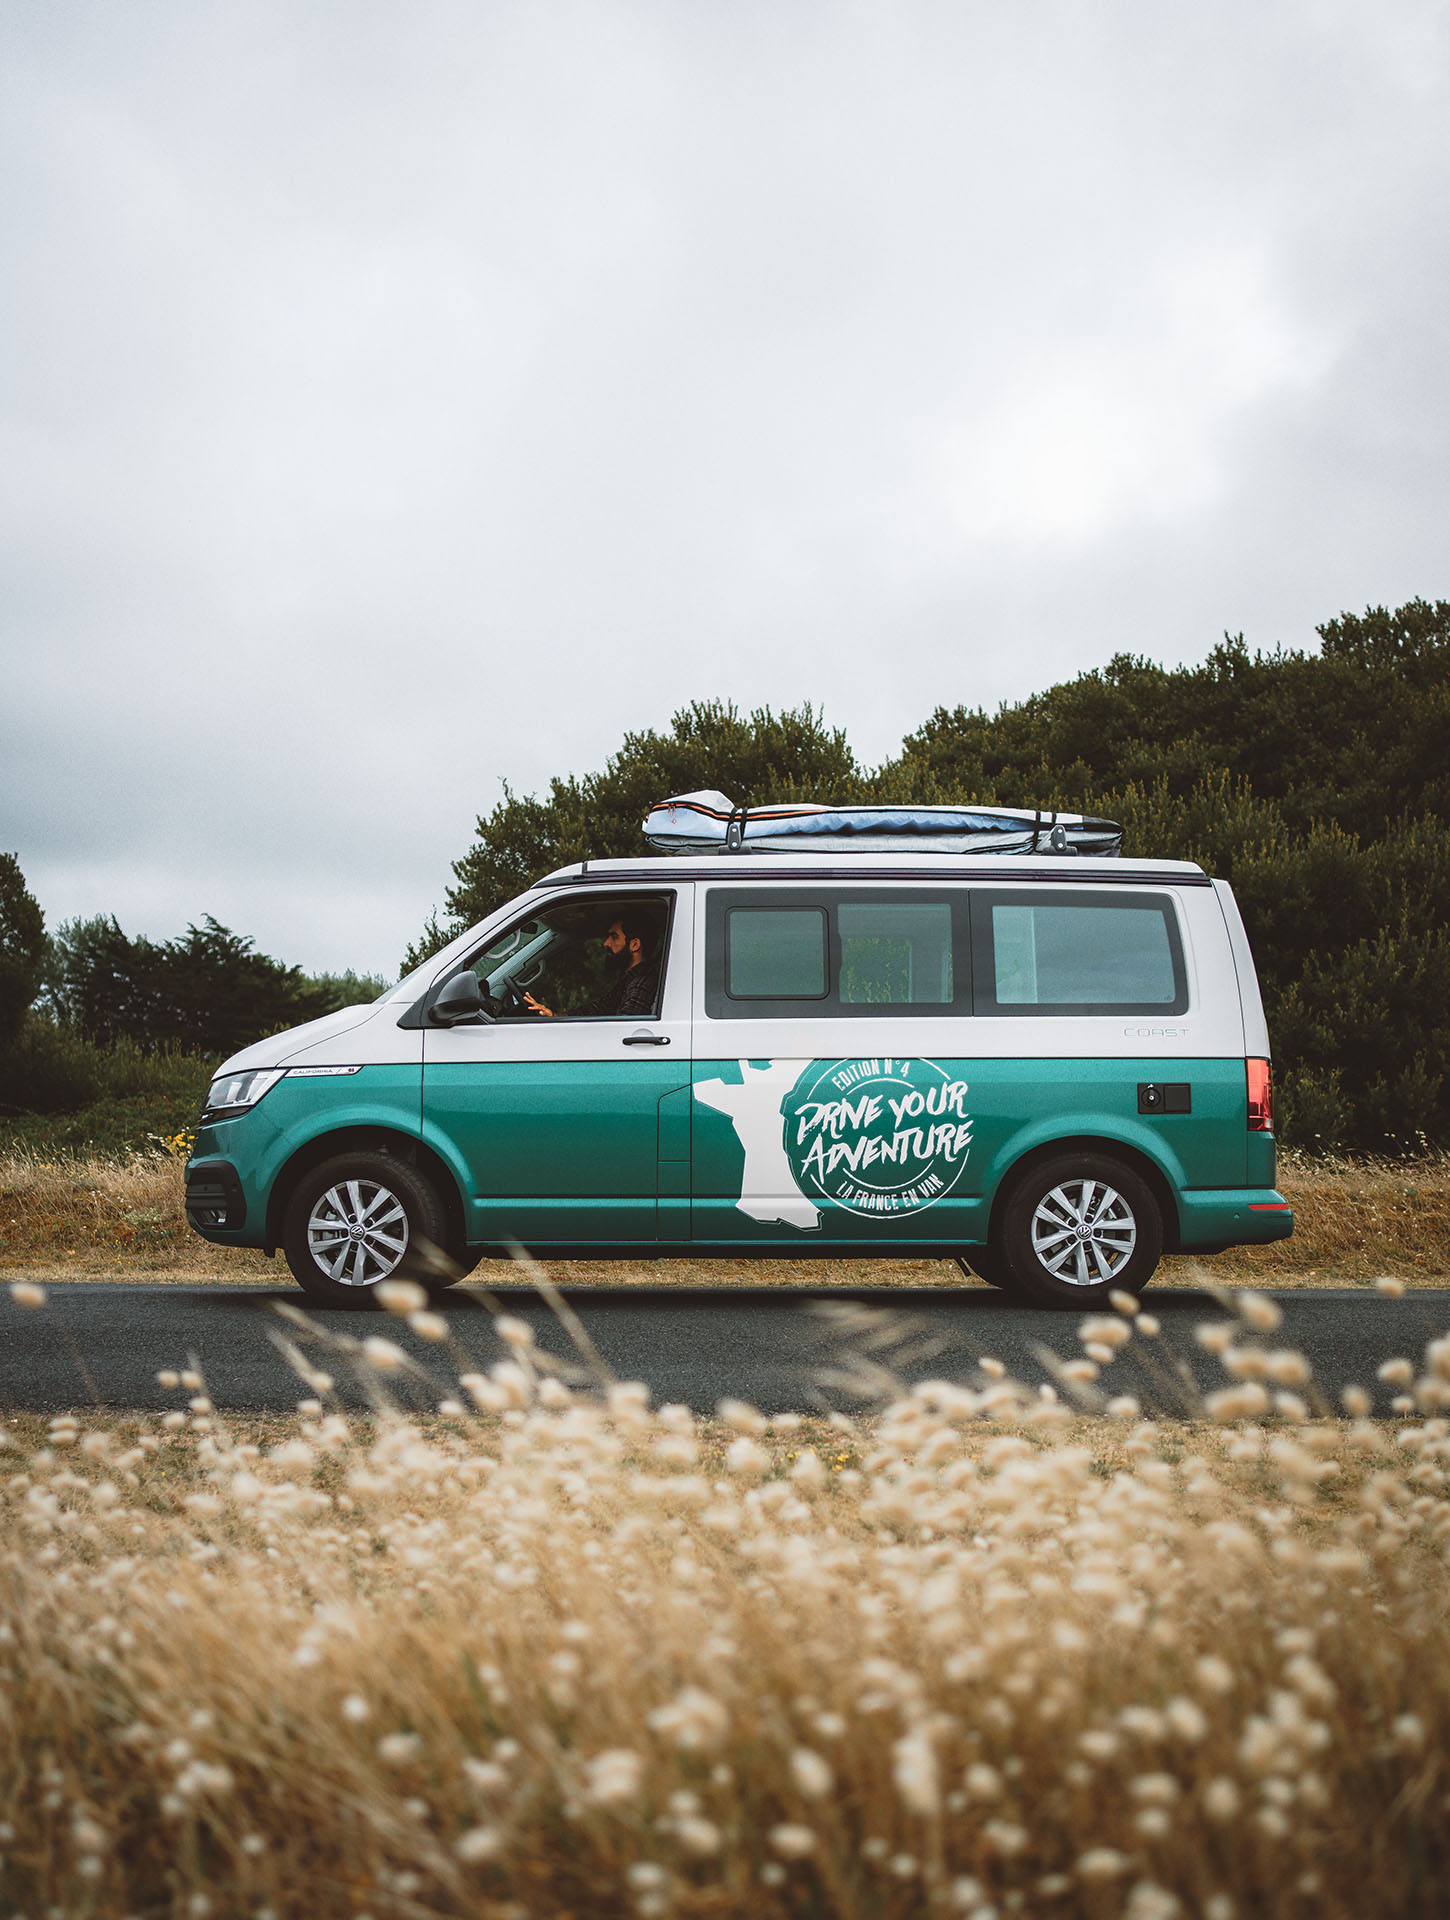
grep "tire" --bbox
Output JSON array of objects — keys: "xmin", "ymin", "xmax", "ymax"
[
  {"xmin": 283, "ymin": 1153, "xmax": 450, "ymax": 1308},
  {"xmin": 996, "ymin": 1152, "xmax": 1162, "ymax": 1309}
]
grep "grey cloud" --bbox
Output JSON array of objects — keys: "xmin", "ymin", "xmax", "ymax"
[{"xmin": 2, "ymin": 0, "xmax": 1447, "ymax": 974}]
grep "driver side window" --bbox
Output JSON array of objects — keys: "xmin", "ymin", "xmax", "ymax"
[{"xmin": 467, "ymin": 893, "xmax": 673, "ymax": 1020}]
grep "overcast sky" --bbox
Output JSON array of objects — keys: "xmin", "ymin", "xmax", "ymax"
[{"xmin": 3, "ymin": 1, "xmax": 1447, "ymax": 979}]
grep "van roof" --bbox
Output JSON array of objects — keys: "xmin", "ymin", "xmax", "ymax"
[{"xmin": 537, "ymin": 853, "xmax": 1211, "ymax": 888}]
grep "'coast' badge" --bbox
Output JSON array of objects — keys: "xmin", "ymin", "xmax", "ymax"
[{"xmin": 783, "ymin": 1057, "xmax": 973, "ymax": 1218}]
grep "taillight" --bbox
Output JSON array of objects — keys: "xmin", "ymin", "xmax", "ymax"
[{"xmin": 1246, "ymin": 1057, "xmax": 1273, "ymax": 1132}]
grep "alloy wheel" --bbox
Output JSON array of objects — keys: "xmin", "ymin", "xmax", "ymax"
[
  {"xmin": 306, "ymin": 1178, "xmax": 410, "ymax": 1287},
  {"xmin": 1029, "ymin": 1178, "xmax": 1137, "ymax": 1287}
]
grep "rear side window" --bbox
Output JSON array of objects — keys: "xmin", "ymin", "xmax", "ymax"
[
  {"xmin": 725, "ymin": 907, "xmax": 827, "ymax": 999},
  {"xmin": 973, "ymin": 891, "xmax": 1187, "ymax": 1015},
  {"xmin": 707, "ymin": 889, "xmax": 968, "ymax": 1018},
  {"xmin": 838, "ymin": 901, "xmax": 954, "ymax": 1004}
]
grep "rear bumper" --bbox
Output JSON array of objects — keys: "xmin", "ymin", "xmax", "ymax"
[{"xmin": 1177, "ymin": 1188, "xmax": 1293, "ymax": 1251}]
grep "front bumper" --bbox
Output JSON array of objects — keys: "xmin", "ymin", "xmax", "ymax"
[{"xmin": 184, "ymin": 1160, "xmax": 247, "ymax": 1238}]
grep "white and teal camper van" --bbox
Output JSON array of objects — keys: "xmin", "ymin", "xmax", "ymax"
[{"xmin": 185, "ymin": 795, "xmax": 1291, "ymax": 1309}]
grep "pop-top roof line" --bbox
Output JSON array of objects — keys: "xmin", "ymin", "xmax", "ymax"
[{"xmin": 536, "ymin": 858, "xmax": 1210, "ymax": 889}]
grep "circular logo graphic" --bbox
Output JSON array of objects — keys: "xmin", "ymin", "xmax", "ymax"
[{"xmin": 782, "ymin": 1057, "xmax": 973, "ymax": 1219}]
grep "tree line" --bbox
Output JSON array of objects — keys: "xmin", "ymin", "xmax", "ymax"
[
  {"xmin": 0, "ymin": 866, "xmax": 387, "ymax": 1136},
  {"xmin": 413, "ymin": 596, "xmax": 1449, "ymax": 1155}
]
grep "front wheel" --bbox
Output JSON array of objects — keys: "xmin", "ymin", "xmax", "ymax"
[
  {"xmin": 283, "ymin": 1153, "xmax": 450, "ymax": 1308},
  {"xmin": 996, "ymin": 1153, "xmax": 1162, "ymax": 1309}
]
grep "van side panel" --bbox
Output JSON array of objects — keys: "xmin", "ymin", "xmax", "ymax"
[
  {"xmin": 690, "ymin": 1054, "xmax": 1251, "ymax": 1246},
  {"xmin": 688, "ymin": 880, "xmax": 1288, "ymax": 1257}
]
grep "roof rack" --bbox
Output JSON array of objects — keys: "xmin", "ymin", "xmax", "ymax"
[{"xmin": 642, "ymin": 791, "xmax": 1123, "ymax": 858}]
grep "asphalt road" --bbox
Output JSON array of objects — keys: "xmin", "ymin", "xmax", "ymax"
[{"xmin": 2, "ymin": 1281, "xmax": 1447, "ymax": 1417}]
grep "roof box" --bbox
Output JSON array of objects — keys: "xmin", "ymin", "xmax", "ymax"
[{"xmin": 642, "ymin": 791, "xmax": 1123, "ymax": 857}]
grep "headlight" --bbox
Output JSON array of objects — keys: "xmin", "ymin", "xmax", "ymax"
[{"xmin": 200, "ymin": 1067, "xmax": 287, "ymax": 1122}]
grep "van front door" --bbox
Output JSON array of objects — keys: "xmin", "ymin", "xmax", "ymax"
[{"xmin": 421, "ymin": 888, "xmax": 692, "ymax": 1249}]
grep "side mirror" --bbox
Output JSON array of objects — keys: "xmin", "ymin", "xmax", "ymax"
[{"xmin": 428, "ymin": 969, "xmax": 494, "ymax": 1027}]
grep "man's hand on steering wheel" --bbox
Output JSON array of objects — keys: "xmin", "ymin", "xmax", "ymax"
[{"xmin": 494, "ymin": 977, "xmax": 551, "ymax": 1016}]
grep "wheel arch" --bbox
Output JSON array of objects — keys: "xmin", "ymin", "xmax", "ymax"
[
  {"xmin": 264, "ymin": 1127, "xmax": 467, "ymax": 1258},
  {"xmin": 986, "ymin": 1134, "xmax": 1182, "ymax": 1255}
]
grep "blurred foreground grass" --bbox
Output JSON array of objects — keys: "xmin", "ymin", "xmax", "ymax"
[
  {"xmin": 2, "ymin": 1278, "xmax": 1449, "ymax": 1917},
  {"xmin": 1, "ymin": 1144, "xmax": 1447, "ymax": 1287}
]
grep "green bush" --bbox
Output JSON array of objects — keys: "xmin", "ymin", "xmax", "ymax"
[
  {"xmin": 0, "ymin": 1016, "xmax": 108, "ymax": 1114},
  {"xmin": 0, "ymin": 952, "xmax": 389, "ymax": 1159},
  {"xmin": 889, "ymin": 599, "xmax": 1450, "ymax": 839},
  {"xmin": 0, "ymin": 1091, "xmax": 206, "ymax": 1160},
  {"xmin": 0, "ymin": 1017, "xmax": 213, "ymax": 1157},
  {"xmin": 308, "ymin": 969, "xmax": 391, "ymax": 1009}
]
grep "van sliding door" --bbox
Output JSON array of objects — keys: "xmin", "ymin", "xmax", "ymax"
[{"xmin": 690, "ymin": 886, "xmax": 980, "ymax": 1248}]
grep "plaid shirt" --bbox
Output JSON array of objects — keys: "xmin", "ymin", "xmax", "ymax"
[{"xmin": 579, "ymin": 959, "xmax": 661, "ymax": 1019}]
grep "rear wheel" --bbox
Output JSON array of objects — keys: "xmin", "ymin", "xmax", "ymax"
[
  {"xmin": 997, "ymin": 1152, "xmax": 1162, "ymax": 1309},
  {"xmin": 283, "ymin": 1153, "xmax": 450, "ymax": 1308}
]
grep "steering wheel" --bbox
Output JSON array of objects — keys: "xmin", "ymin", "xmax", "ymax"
[{"xmin": 498, "ymin": 976, "xmax": 540, "ymax": 1015}]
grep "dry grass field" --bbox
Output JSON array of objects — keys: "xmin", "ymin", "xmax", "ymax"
[
  {"xmin": 1, "ymin": 1144, "xmax": 1447, "ymax": 1288},
  {"xmin": 2, "ymin": 1279, "xmax": 1449, "ymax": 1917}
]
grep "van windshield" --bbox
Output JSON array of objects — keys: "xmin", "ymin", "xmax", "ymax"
[{"xmin": 383, "ymin": 913, "xmax": 530, "ymax": 1005}]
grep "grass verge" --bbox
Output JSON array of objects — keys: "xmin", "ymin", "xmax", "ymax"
[{"xmin": 1, "ymin": 1145, "xmax": 1447, "ymax": 1287}]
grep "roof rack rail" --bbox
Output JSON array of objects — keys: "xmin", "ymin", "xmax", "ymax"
[{"xmin": 642, "ymin": 791, "xmax": 1123, "ymax": 858}]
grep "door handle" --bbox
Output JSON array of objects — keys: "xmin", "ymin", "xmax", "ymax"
[{"xmin": 623, "ymin": 1031, "xmax": 671, "ymax": 1046}]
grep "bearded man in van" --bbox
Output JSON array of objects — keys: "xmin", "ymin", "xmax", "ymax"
[{"xmin": 524, "ymin": 911, "xmax": 661, "ymax": 1020}]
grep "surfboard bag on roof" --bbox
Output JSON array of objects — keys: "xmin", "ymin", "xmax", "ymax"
[{"xmin": 642, "ymin": 791, "xmax": 1123, "ymax": 857}]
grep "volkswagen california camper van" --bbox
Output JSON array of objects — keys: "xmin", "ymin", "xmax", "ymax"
[{"xmin": 185, "ymin": 797, "xmax": 1292, "ymax": 1310}]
